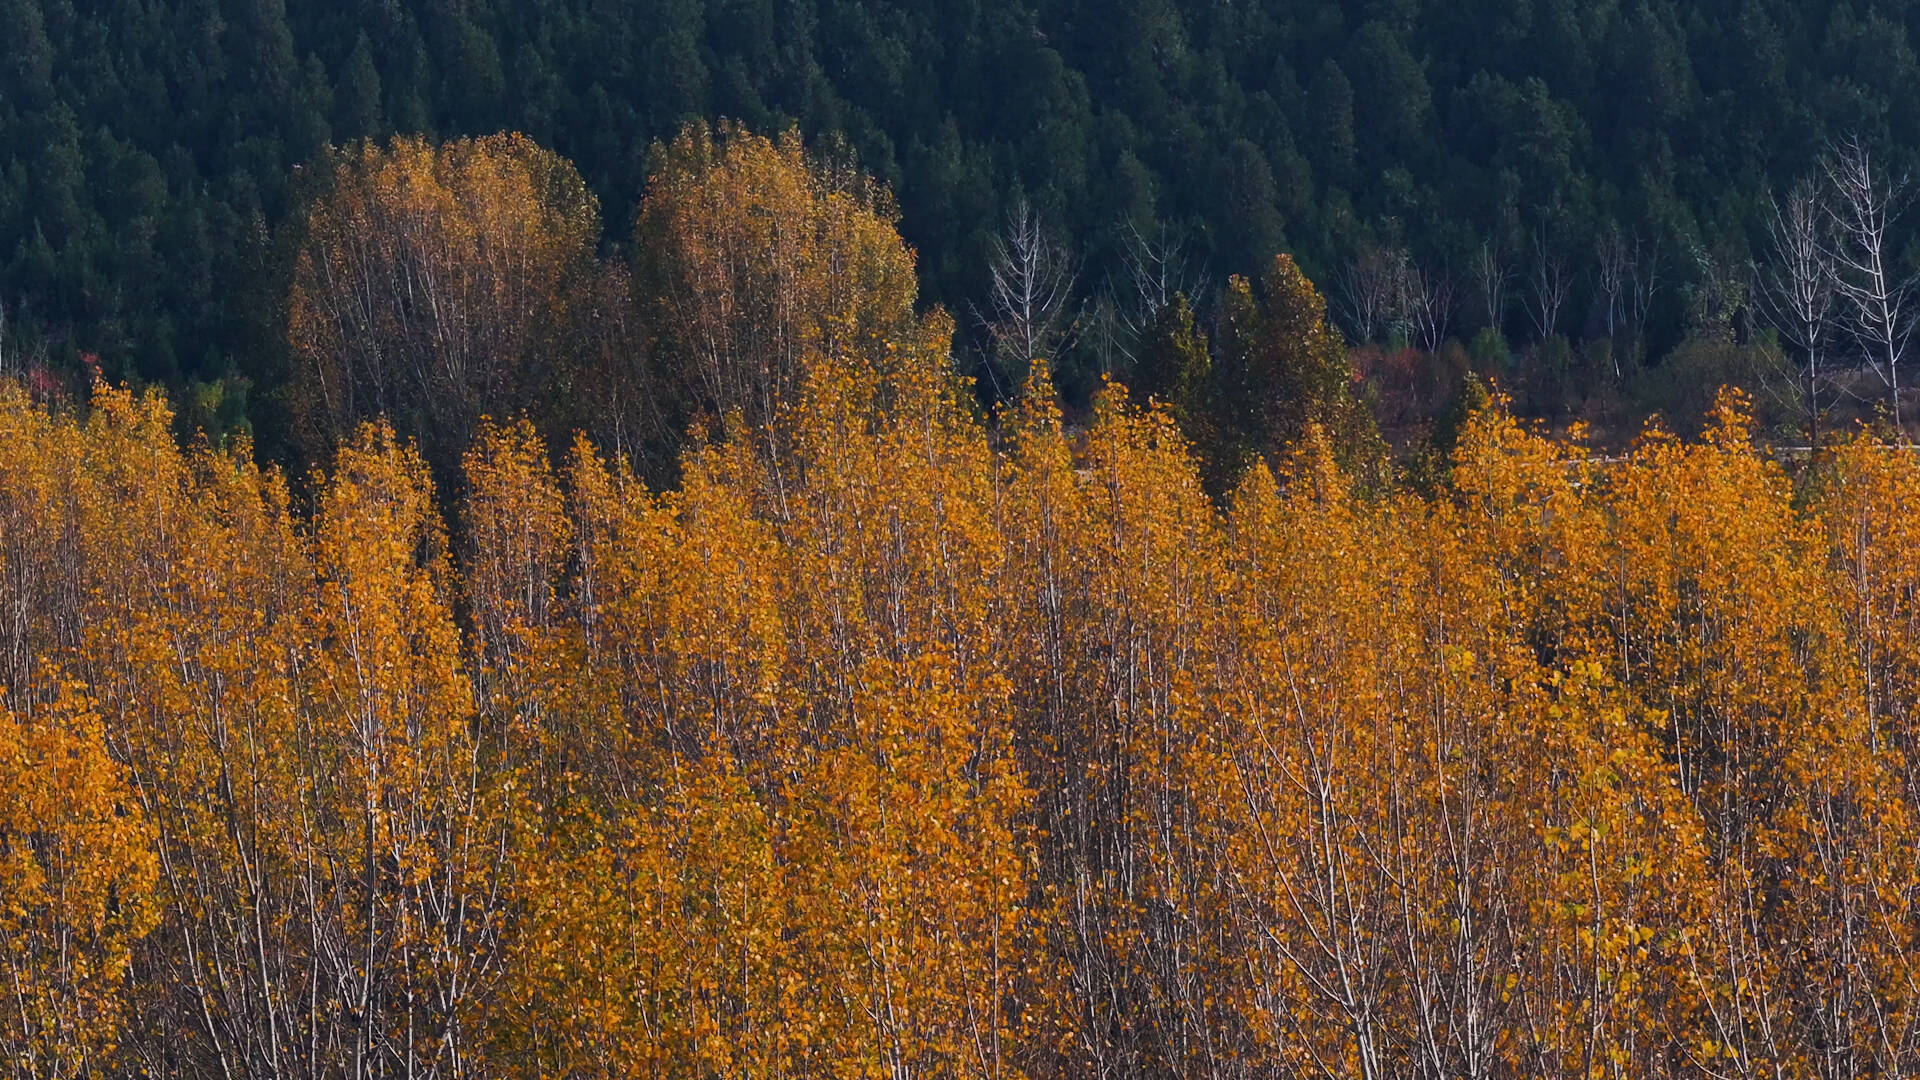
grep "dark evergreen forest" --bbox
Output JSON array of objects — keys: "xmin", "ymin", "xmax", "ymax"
[{"xmin": 1, "ymin": 0, "xmax": 1915, "ymax": 452}]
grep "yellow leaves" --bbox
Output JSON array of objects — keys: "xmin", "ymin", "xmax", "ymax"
[
  {"xmin": 465, "ymin": 419, "xmax": 572, "ymax": 686},
  {"xmin": 637, "ymin": 121, "xmax": 926, "ymax": 442},
  {"xmin": 15, "ymin": 230, "xmax": 1920, "ymax": 1079},
  {"xmin": 290, "ymin": 133, "xmax": 602, "ymax": 458},
  {"xmin": 0, "ymin": 682, "xmax": 158, "ymax": 1078},
  {"xmin": 310, "ymin": 421, "xmax": 470, "ymax": 767},
  {"xmin": 479, "ymin": 296, "xmax": 1038, "ymax": 1075}
]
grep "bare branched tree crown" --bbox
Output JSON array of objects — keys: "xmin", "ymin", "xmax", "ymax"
[
  {"xmin": 1524, "ymin": 229, "xmax": 1573, "ymax": 343},
  {"xmin": 975, "ymin": 199, "xmax": 1079, "ymax": 397},
  {"xmin": 1755, "ymin": 176, "xmax": 1839, "ymax": 446},
  {"xmin": 1825, "ymin": 134, "xmax": 1917, "ymax": 434}
]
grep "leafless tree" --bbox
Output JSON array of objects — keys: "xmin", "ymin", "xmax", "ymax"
[
  {"xmin": 1117, "ymin": 219, "xmax": 1208, "ymax": 333},
  {"xmin": 1754, "ymin": 178, "xmax": 1838, "ymax": 450},
  {"xmin": 1338, "ymin": 245, "xmax": 1410, "ymax": 345},
  {"xmin": 1825, "ymin": 135, "xmax": 1917, "ymax": 435},
  {"xmin": 1524, "ymin": 231, "xmax": 1573, "ymax": 343},
  {"xmin": 0, "ymin": 301, "xmax": 13, "ymax": 381},
  {"xmin": 1473, "ymin": 241, "xmax": 1511, "ymax": 336},
  {"xmin": 1626, "ymin": 233, "xmax": 1661, "ymax": 356},
  {"xmin": 976, "ymin": 199, "xmax": 1080, "ymax": 396},
  {"xmin": 1597, "ymin": 233, "xmax": 1625, "ymax": 343},
  {"xmin": 1101, "ymin": 220, "xmax": 1208, "ymax": 374},
  {"xmin": 1596, "ymin": 229, "xmax": 1627, "ymax": 341},
  {"xmin": 0, "ymin": 300, "xmax": 49, "ymax": 389},
  {"xmin": 1083, "ymin": 294, "xmax": 1134, "ymax": 377},
  {"xmin": 1594, "ymin": 228, "xmax": 1644, "ymax": 380},
  {"xmin": 1406, "ymin": 265, "xmax": 1456, "ymax": 352}
]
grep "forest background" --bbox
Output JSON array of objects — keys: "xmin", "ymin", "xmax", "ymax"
[{"xmin": 5, "ymin": 0, "xmax": 1920, "ymax": 458}]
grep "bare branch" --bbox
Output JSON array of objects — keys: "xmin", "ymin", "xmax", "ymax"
[
  {"xmin": 1472, "ymin": 241, "xmax": 1511, "ymax": 338},
  {"xmin": 1116, "ymin": 218, "xmax": 1209, "ymax": 339},
  {"xmin": 1405, "ymin": 265, "xmax": 1456, "ymax": 353},
  {"xmin": 1596, "ymin": 228, "xmax": 1627, "ymax": 345},
  {"xmin": 1754, "ymin": 177, "xmax": 1838, "ymax": 447},
  {"xmin": 1824, "ymin": 134, "xmax": 1916, "ymax": 433},
  {"xmin": 1337, "ymin": 245, "xmax": 1407, "ymax": 346},
  {"xmin": 1626, "ymin": 232, "xmax": 1661, "ymax": 353},
  {"xmin": 978, "ymin": 199, "xmax": 1080, "ymax": 388},
  {"xmin": 1524, "ymin": 230, "xmax": 1573, "ymax": 343}
]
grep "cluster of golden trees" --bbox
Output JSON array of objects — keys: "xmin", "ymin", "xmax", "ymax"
[
  {"xmin": 289, "ymin": 133, "xmax": 604, "ymax": 457},
  {"xmin": 8, "ymin": 356, "xmax": 1920, "ymax": 1079},
  {"xmin": 288, "ymin": 125, "xmax": 925, "ymax": 478},
  {"xmin": 5, "ymin": 127, "xmax": 1920, "ymax": 1079}
]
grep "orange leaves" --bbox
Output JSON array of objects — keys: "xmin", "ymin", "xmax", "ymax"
[
  {"xmin": 0, "ymin": 385, "xmax": 515, "ymax": 1075},
  {"xmin": 289, "ymin": 133, "xmax": 602, "ymax": 461},
  {"xmin": 493, "ymin": 313, "xmax": 1038, "ymax": 1078},
  {"xmin": 509, "ymin": 764, "xmax": 786, "ymax": 1079},
  {"xmin": 13, "ymin": 290, "xmax": 1920, "ymax": 1079},
  {"xmin": 308, "ymin": 420, "xmax": 468, "ymax": 781},
  {"xmin": 0, "ymin": 684, "xmax": 157, "ymax": 1080},
  {"xmin": 636, "ymin": 122, "xmax": 925, "ymax": 442},
  {"xmin": 1505, "ymin": 664, "xmax": 1710, "ymax": 1075},
  {"xmin": 303, "ymin": 423, "xmax": 517, "ymax": 1075}
]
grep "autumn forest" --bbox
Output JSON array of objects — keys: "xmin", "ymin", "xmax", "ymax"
[{"xmin": 0, "ymin": 110, "xmax": 1917, "ymax": 1080}]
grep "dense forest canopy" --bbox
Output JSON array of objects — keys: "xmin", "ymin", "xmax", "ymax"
[
  {"xmin": 5, "ymin": 0, "xmax": 1920, "ymax": 446},
  {"xmin": 8, "ymin": 328, "xmax": 1920, "ymax": 1078}
]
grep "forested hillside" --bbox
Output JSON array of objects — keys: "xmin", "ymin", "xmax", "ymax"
[
  {"xmin": 10, "ymin": 3, "xmax": 1920, "ymax": 1073},
  {"xmin": 6, "ymin": 108, "xmax": 1920, "ymax": 1076},
  {"xmin": 5, "ymin": 0, "xmax": 1920, "ymax": 444}
]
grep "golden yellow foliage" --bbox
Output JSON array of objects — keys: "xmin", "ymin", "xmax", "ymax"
[
  {"xmin": 635, "ymin": 121, "xmax": 923, "ymax": 443},
  {"xmin": 290, "ymin": 133, "xmax": 601, "ymax": 461},
  {"xmin": 0, "ymin": 683, "xmax": 157, "ymax": 1080},
  {"xmin": 12, "ymin": 147, "xmax": 1920, "ymax": 1080}
]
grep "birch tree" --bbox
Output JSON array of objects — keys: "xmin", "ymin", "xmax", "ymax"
[
  {"xmin": 976, "ymin": 199, "xmax": 1078, "ymax": 397},
  {"xmin": 289, "ymin": 134, "xmax": 601, "ymax": 464},
  {"xmin": 1826, "ymin": 136, "xmax": 1916, "ymax": 434},
  {"xmin": 1755, "ymin": 179, "xmax": 1838, "ymax": 450},
  {"xmin": 1524, "ymin": 231, "xmax": 1573, "ymax": 343}
]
